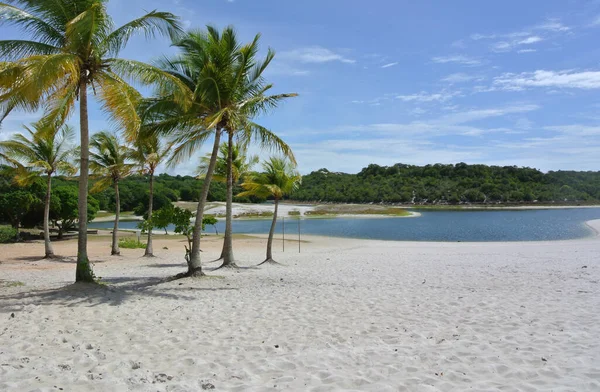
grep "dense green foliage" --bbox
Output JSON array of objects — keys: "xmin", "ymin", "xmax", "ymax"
[
  {"xmin": 291, "ymin": 163, "xmax": 600, "ymax": 204},
  {"xmin": 119, "ymin": 237, "xmax": 147, "ymax": 249},
  {"xmin": 0, "ymin": 226, "xmax": 18, "ymax": 243},
  {"xmin": 0, "ymin": 175, "xmax": 99, "ymax": 230}
]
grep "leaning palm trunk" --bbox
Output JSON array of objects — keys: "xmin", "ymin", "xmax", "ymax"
[
  {"xmin": 43, "ymin": 174, "xmax": 54, "ymax": 258},
  {"xmin": 144, "ymin": 172, "xmax": 155, "ymax": 257},
  {"xmin": 219, "ymin": 131, "xmax": 236, "ymax": 268},
  {"xmin": 76, "ymin": 79, "xmax": 95, "ymax": 282},
  {"xmin": 112, "ymin": 181, "xmax": 121, "ymax": 256},
  {"xmin": 187, "ymin": 129, "xmax": 222, "ymax": 276},
  {"xmin": 259, "ymin": 198, "xmax": 280, "ymax": 265}
]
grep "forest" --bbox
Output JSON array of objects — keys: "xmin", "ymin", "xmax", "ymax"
[{"xmin": 290, "ymin": 163, "xmax": 600, "ymax": 204}]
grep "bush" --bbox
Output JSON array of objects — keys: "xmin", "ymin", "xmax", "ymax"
[
  {"xmin": 288, "ymin": 210, "xmax": 301, "ymax": 216},
  {"xmin": 118, "ymin": 237, "xmax": 146, "ymax": 249},
  {"xmin": 0, "ymin": 227, "xmax": 18, "ymax": 243}
]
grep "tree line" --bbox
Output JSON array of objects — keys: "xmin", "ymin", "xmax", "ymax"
[{"xmin": 291, "ymin": 163, "xmax": 600, "ymax": 204}]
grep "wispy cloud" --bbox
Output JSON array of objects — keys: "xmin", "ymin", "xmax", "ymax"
[
  {"xmin": 381, "ymin": 62, "xmax": 398, "ymax": 69},
  {"xmin": 396, "ymin": 91, "xmax": 459, "ymax": 103},
  {"xmin": 431, "ymin": 55, "xmax": 482, "ymax": 66},
  {"xmin": 517, "ymin": 49, "xmax": 537, "ymax": 54},
  {"xmin": 442, "ymin": 73, "xmax": 484, "ymax": 83},
  {"xmin": 494, "ymin": 70, "xmax": 600, "ymax": 90},
  {"xmin": 279, "ymin": 46, "xmax": 355, "ymax": 64},
  {"xmin": 491, "ymin": 35, "xmax": 543, "ymax": 52}
]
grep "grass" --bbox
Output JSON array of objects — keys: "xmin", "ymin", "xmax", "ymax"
[
  {"xmin": 306, "ymin": 206, "xmax": 411, "ymax": 216},
  {"xmin": 0, "ymin": 280, "xmax": 25, "ymax": 288},
  {"xmin": 233, "ymin": 211, "xmax": 274, "ymax": 219},
  {"xmin": 118, "ymin": 237, "xmax": 147, "ymax": 249}
]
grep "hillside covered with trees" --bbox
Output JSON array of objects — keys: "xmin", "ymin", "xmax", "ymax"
[{"xmin": 290, "ymin": 163, "xmax": 600, "ymax": 204}]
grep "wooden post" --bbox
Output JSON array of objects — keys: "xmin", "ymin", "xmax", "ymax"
[{"xmin": 298, "ymin": 218, "xmax": 301, "ymax": 253}]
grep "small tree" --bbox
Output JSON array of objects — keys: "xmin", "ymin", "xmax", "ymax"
[
  {"xmin": 0, "ymin": 190, "xmax": 39, "ymax": 230},
  {"xmin": 0, "ymin": 123, "xmax": 75, "ymax": 257},
  {"xmin": 89, "ymin": 132, "xmax": 135, "ymax": 255},
  {"xmin": 51, "ymin": 187, "xmax": 99, "ymax": 239},
  {"xmin": 239, "ymin": 157, "xmax": 301, "ymax": 265}
]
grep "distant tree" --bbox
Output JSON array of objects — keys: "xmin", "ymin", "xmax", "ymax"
[
  {"xmin": 0, "ymin": 190, "xmax": 39, "ymax": 229},
  {"xmin": 51, "ymin": 187, "xmax": 100, "ymax": 239},
  {"xmin": 239, "ymin": 157, "xmax": 301, "ymax": 265},
  {"xmin": 89, "ymin": 132, "xmax": 135, "ymax": 255},
  {"xmin": 0, "ymin": 123, "xmax": 75, "ymax": 257},
  {"xmin": 131, "ymin": 134, "xmax": 169, "ymax": 257}
]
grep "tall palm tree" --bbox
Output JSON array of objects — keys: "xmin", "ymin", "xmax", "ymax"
[
  {"xmin": 238, "ymin": 157, "xmax": 301, "ymax": 265},
  {"xmin": 131, "ymin": 134, "xmax": 168, "ymax": 257},
  {"xmin": 142, "ymin": 26, "xmax": 297, "ymax": 276},
  {"xmin": 89, "ymin": 131, "xmax": 135, "ymax": 256},
  {"xmin": 0, "ymin": 0, "xmax": 186, "ymax": 281},
  {"xmin": 197, "ymin": 141, "xmax": 258, "ymax": 262},
  {"xmin": 0, "ymin": 122, "xmax": 75, "ymax": 257}
]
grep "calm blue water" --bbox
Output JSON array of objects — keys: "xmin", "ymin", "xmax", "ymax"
[{"xmin": 88, "ymin": 208, "xmax": 600, "ymax": 242}]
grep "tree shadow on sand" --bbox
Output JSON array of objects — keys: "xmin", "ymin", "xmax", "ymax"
[{"xmin": 0, "ymin": 275, "xmax": 239, "ymax": 313}]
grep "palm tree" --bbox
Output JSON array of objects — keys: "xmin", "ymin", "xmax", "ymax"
[
  {"xmin": 239, "ymin": 157, "xmax": 301, "ymax": 265},
  {"xmin": 197, "ymin": 141, "xmax": 258, "ymax": 263},
  {"xmin": 89, "ymin": 131, "xmax": 135, "ymax": 256},
  {"xmin": 142, "ymin": 26, "xmax": 297, "ymax": 276},
  {"xmin": 0, "ymin": 123, "xmax": 75, "ymax": 258},
  {"xmin": 131, "ymin": 134, "xmax": 168, "ymax": 257},
  {"xmin": 0, "ymin": 0, "xmax": 185, "ymax": 281}
]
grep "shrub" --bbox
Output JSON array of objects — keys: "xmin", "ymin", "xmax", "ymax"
[
  {"xmin": 288, "ymin": 210, "xmax": 301, "ymax": 216},
  {"xmin": 0, "ymin": 227, "xmax": 18, "ymax": 243},
  {"xmin": 118, "ymin": 237, "xmax": 146, "ymax": 249}
]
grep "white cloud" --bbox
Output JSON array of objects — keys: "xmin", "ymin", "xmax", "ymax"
[
  {"xmin": 545, "ymin": 125, "xmax": 600, "ymax": 136},
  {"xmin": 381, "ymin": 62, "xmax": 398, "ymax": 68},
  {"xmin": 491, "ymin": 35, "xmax": 543, "ymax": 52},
  {"xmin": 590, "ymin": 15, "xmax": 600, "ymax": 27},
  {"xmin": 442, "ymin": 73, "xmax": 483, "ymax": 83},
  {"xmin": 431, "ymin": 55, "xmax": 482, "ymax": 66},
  {"xmin": 534, "ymin": 20, "xmax": 570, "ymax": 32},
  {"xmin": 494, "ymin": 70, "xmax": 600, "ymax": 90},
  {"xmin": 279, "ymin": 46, "xmax": 355, "ymax": 64},
  {"xmin": 517, "ymin": 49, "xmax": 537, "ymax": 54},
  {"xmin": 396, "ymin": 91, "xmax": 458, "ymax": 103}
]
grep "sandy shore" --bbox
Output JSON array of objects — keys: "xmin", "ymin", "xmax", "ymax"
[{"xmin": 1, "ymin": 223, "xmax": 599, "ymax": 391}]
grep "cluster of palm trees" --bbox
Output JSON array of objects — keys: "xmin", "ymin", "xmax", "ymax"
[{"xmin": 0, "ymin": 0, "xmax": 301, "ymax": 282}]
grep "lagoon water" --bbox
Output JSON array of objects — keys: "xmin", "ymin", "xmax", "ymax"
[{"xmin": 88, "ymin": 208, "xmax": 600, "ymax": 242}]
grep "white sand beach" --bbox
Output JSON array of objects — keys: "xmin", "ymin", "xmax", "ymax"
[{"xmin": 1, "ymin": 222, "xmax": 599, "ymax": 391}]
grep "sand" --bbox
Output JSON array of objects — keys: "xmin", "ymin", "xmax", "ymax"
[{"xmin": 1, "ymin": 222, "xmax": 599, "ymax": 391}]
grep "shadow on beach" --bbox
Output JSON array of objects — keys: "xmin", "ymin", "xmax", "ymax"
[{"xmin": 0, "ymin": 275, "xmax": 239, "ymax": 313}]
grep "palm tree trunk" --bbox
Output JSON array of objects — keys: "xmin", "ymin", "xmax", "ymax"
[
  {"xmin": 43, "ymin": 173, "xmax": 55, "ymax": 258},
  {"xmin": 76, "ymin": 78, "xmax": 94, "ymax": 282},
  {"xmin": 144, "ymin": 171, "xmax": 154, "ymax": 257},
  {"xmin": 112, "ymin": 180, "xmax": 121, "ymax": 256},
  {"xmin": 219, "ymin": 130, "xmax": 236, "ymax": 268},
  {"xmin": 260, "ymin": 198, "xmax": 279, "ymax": 265},
  {"xmin": 187, "ymin": 129, "xmax": 222, "ymax": 276}
]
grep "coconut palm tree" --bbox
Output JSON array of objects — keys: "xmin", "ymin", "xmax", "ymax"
[
  {"xmin": 197, "ymin": 141, "xmax": 258, "ymax": 262},
  {"xmin": 141, "ymin": 26, "xmax": 296, "ymax": 276},
  {"xmin": 131, "ymin": 134, "xmax": 168, "ymax": 257},
  {"xmin": 238, "ymin": 157, "xmax": 301, "ymax": 265},
  {"xmin": 89, "ymin": 131, "xmax": 135, "ymax": 256},
  {"xmin": 0, "ymin": 122, "xmax": 75, "ymax": 257},
  {"xmin": 0, "ymin": 0, "xmax": 186, "ymax": 281}
]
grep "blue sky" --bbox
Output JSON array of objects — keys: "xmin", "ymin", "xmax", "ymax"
[{"xmin": 2, "ymin": 0, "xmax": 600, "ymax": 174}]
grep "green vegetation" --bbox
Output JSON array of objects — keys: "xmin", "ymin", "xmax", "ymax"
[
  {"xmin": 118, "ymin": 237, "xmax": 147, "ymax": 249},
  {"xmin": 305, "ymin": 206, "xmax": 411, "ymax": 216},
  {"xmin": 288, "ymin": 210, "xmax": 301, "ymax": 216},
  {"xmin": 291, "ymin": 164, "xmax": 600, "ymax": 204},
  {"xmin": 0, "ymin": 226, "xmax": 18, "ymax": 243}
]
